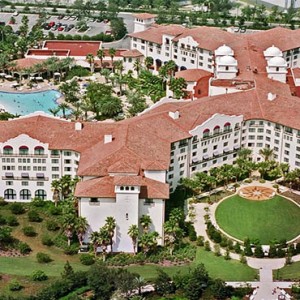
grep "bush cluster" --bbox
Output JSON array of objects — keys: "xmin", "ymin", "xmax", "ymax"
[
  {"xmin": 0, "ymin": 198, "xmax": 8, "ymax": 206},
  {"xmin": 28, "ymin": 210, "xmax": 43, "ymax": 222},
  {"xmin": 10, "ymin": 203, "xmax": 25, "ymax": 215},
  {"xmin": 18, "ymin": 242, "xmax": 32, "ymax": 255},
  {"xmin": 8, "ymin": 279, "xmax": 23, "ymax": 291},
  {"xmin": 46, "ymin": 220, "xmax": 60, "ymax": 231},
  {"xmin": 6, "ymin": 215, "xmax": 19, "ymax": 226},
  {"xmin": 63, "ymin": 245, "xmax": 78, "ymax": 255},
  {"xmin": 0, "ymin": 215, "xmax": 6, "ymax": 225},
  {"xmin": 36, "ymin": 252, "xmax": 52, "ymax": 264},
  {"xmin": 48, "ymin": 206, "xmax": 62, "ymax": 216},
  {"xmin": 41, "ymin": 235, "xmax": 54, "ymax": 247},
  {"xmin": 22, "ymin": 226, "xmax": 37, "ymax": 237},
  {"xmin": 80, "ymin": 254, "xmax": 95, "ymax": 265},
  {"xmin": 31, "ymin": 270, "xmax": 48, "ymax": 281}
]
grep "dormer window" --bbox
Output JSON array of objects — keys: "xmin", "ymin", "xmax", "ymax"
[
  {"xmin": 3, "ymin": 145, "xmax": 13, "ymax": 155},
  {"xmin": 19, "ymin": 146, "xmax": 29, "ymax": 155},
  {"xmin": 203, "ymin": 129, "xmax": 210, "ymax": 138},
  {"xmin": 34, "ymin": 146, "xmax": 44, "ymax": 155}
]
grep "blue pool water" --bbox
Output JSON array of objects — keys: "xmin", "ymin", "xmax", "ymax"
[{"xmin": 0, "ymin": 90, "xmax": 62, "ymax": 115}]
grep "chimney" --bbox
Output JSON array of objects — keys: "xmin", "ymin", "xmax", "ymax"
[
  {"xmin": 104, "ymin": 134, "xmax": 113, "ymax": 144},
  {"xmin": 267, "ymin": 92, "xmax": 277, "ymax": 101},
  {"xmin": 168, "ymin": 111, "xmax": 180, "ymax": 120},
  {"xmin": 75, "ymin": 122, "xmax": 82, "ymax": 131}
]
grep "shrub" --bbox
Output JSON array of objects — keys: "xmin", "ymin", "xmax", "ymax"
[
  {"xmin": 6, "ymin": 215, "xmax": 19, "ymax": 226},
  {"xmin": 36, "ymin": 252, "xmax": 52, "ymax": 263},
  {"xmin": 10, "ymin": 202, "xmax": 25, "ymax": 215},
  {"xmin": 254, "ymin": 245, "xmax": 264, "ymax": 258},
  {"xmin": 41, "ymin": 235, "xmax": 54, "ymax": 246},
  {"xmin": 196, "ymin": 236, "xmax": 205, "ymax": 247},
  {"xmin": 28, "ymin": 210, "xmax": 43, "ymax": 222},
  {"xmin": 204, "ymin": 241, "xmax": 211, "ymax": 251},
  {"xmin": 80, "ymin": 254, "xmax": 95, "ymax": 265},
  {"xmin": 31, "ymin": 197, "xmax": 46, "ymax": 207},
  {"xmin": 64, "ymin": 245, "xmax": 78, "ymax": 255},
  {"xmin": 0, "ymin": 198, "xmax": 8, "ymax": 206},
  {"xmin": 9, "ymin": 279, "xmax": 23, "ymax": 291},
  {"xmin": 22, "ymin": 226, "xmax": 37, "ymax": 237},
  {"xmin": 18, "ymin": 242, "xmax": 32, "ymax": 254},
  {"xmin": 234, "ymin": 243, "xmax": 242, "ymax": 254},
  {"xmin": 240, "ymin": 254, "xmax": 247, "ymax": 264},
  {"xmin": 214, "ymin": 244, "xmax": 221, "ymax": 256},
  {"xmin": 32, "ymin": 270, "xmax": 48, "ymax": 281},
  {"xmin": 46, "ymin": 220, "xmax": 60, "ymax": 231},
  {"xmin": 259, "ymin": 179, "xmax": 265, "ymax": 183},
  {"xmin": 49, "ymin": 206, "xmax": 62, "ymax": 215},
  {"xmin": 224, "ymin": 247, "xmax": 231, "ymax": 260},
  {"xmin": 0, "ymin": 215, "xmax": 7, "ymax": 225},
  {"xmin": 65, "ymin": 66, "xmax": 90, "ymax": 80}
]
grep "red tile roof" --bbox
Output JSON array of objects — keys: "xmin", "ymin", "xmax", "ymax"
[
  {"xmin": 175, "ymin": 69, "xmax": 212, "ymax": 82},
  {"xmin": 11, "ymin": 58, "xmax": 45, "ymax": 70},
  {"xmin": 43, "ymin": 40, "xmax": 101, "ymax": 57},
  {"xmin": 75, "ymin": 175, "xmax": 169, "ymax": 199},
  {"xmin": 133, "ymin": 13, "xmax": 156, "ymax": 20},
  {"xmin": 26, "ymin": 49, "xmax": 70, "ymax": 57},
  {"xmin": 121, "ymin": 49, "xmax": 143, "ymax": 58}
]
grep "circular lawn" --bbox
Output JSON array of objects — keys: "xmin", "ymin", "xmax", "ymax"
[{"xmin": 215, "ymin": 194, "xmax": 300, "ymax": 244}]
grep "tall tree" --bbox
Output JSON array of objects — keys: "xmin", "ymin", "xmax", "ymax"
[
  {"xmin": 128, "ymin": 224, "xmax": 139, "ymax": 255},
  {"xmin": 105, "ymin": 216, "xmax": 116, "ymax": 253}
]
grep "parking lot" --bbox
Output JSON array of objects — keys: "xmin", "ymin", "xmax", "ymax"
[{"xmin": 0, "ymin": 12, "xmax": 112, "ymax": 37}]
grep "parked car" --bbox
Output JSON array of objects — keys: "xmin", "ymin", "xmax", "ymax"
[
  {"xmin": 57, "ymin": 26, "xmax": 64, "ymax": 31},
  {"xmin": 68, "ymin": 24, "xmax": 75, "ymax": 29},
  {"xmin": 12, "ymin": 11, "xmax": 19, "ymax": 16},
  {"xmin": 48, "ymin": 21, "xmax": 55, "ymax": 27},
  {"xmin": 63, "ymin": 16, "xmax": 70, "ymax": 20},
  {"xmin": 57, "ymin": 15, "xmax": 64, "ymax": 20},
  {"xmin": 69, "ymin": 16, "xmax": 77, "ymax": 21}
]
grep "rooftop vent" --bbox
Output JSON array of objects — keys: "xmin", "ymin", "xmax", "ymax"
[
  {"xmin": 267, "ymin": 92, "xmax": 277, "ymax": 101},
  {"xmin": 75, "ymin": 122, "xmax": 82, "ymax": 131},
  {"xmin": 104, "ymin": 134, "xmax": 113, "ymax": 144},
  {"xmin": 169, "ymin": 111, "xmax": 180, "ymax": 120}
]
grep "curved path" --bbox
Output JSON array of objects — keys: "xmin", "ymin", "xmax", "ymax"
[{"xmin": 192, "ymin": 198, "xmax": 300, "ymax": 300}]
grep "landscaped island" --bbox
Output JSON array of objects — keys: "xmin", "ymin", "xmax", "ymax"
[{"xmin": 216, "ymin": 194, "xmax": 300, "ymax": 244}]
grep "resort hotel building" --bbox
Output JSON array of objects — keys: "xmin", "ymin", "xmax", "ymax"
[{"xmin": 2, "ymin": 20, "xmax": 300, "ymax": 251}]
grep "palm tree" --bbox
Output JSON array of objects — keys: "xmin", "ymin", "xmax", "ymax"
[
  {"xmin": 51, "ymin": 179, "xmax": 61, "ymax": 206},
  {"xmin": 100, "ymin": 68, "xmax": 112, "ymax": 83},
  {"xmin": 48, "ymin": 107, "xmax": 60, "ymax": 117},
  {"xmin": 75, "ymin": 217, "xmax": 88, "ymax": 246},
  {"xmin": 113, "ymin": 60, "xmax": 124, "ymax": 75},
  {"xmin": 108, "ymin": 48, "xmax": 116, "ymax": 71},
  {"xmin": 128, "ymin": 224, "xmax": 139, "ymax": 255},
  {"xmin": 86, "ymin": 53, "xmax": 95, "ymax": 73},
  {"xmin": 164, "ymin": 219, "xmax": 183, "ymax": 255},
  {"xmin": 58, "ymin": 103, "xmax": 69, "ymax": 119},
  {"xmin": 90, "ymin": 231, "xmax": 100, "ymax": 257},
  {"xmin": 97, "ymin": 49, "xmax": 105, "ymax": 69},
  {"xmin": 99, "ymin": 226, "xmax": 110, "ymax": 262},
  {"xmin": 138, "ymin": 231, "xmax": 159, "ymax": 254},
  {"xmin": 105, "ymin": 216, "xmax": 116, "ymax": 253},
  {"xmin": 259, "ymin": 147, "xmax": 274, "ymax": 161},
  {"xmin": 144, "ymin": 56, "xmax": 154, "ymax": 70},
  {"xmin": 237, "ymin": 148, "xmax": 252, "ymax": 160},
  {"xmin": 62, "ymin": 213, "xmax": 76, "ymax": 246},
  {"xmin": 139, "ymin": 215, "xmax": 152, "ymax": 233},
  {"xmin": 133, "ymin": 59, "xmax": 141, "ymax": 76}
]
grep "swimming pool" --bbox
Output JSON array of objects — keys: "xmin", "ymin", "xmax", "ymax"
[{"xmin": 0, "ymin": 90, "xmax": 63, "ymax": 115}]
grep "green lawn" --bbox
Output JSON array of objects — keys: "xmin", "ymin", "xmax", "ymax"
[
  {"xmin": 274, "ymin": 261, "xmax": 300, "ymax": 281},
  {"xmin": 127, "ymin": 248, "xmax": 258, "ymax": 281},
  {"xmin": 215, "ymin": 195, "xmax": 300, "ymax": 244}
]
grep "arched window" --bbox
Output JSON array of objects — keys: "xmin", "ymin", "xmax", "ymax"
[
  {"xmin": 20, "ymin": 189, "xmax": 31, "ymax": 200},
  {"xmin": 3, "ymin": 145, "xmax": 13, "ymax": 155},
  {"xmin": 19, "ymin": 146, "xmax": 29, "ymax": 155},
  {"xmin": 213, "ymin": 126, "xmax": 220, "ymax": 135},
  {"xmin": 224, "ymin": 122, "xmax": 231, "ymax": 132},
  {"xmin": 34, "ymin": 146, "xmax": 44, "ymax": 155},
  {"xmin": 203, "ymin": 128, "xmax": 210, "ymax": 138},
  {"xmin": 35, "ymin": 189, "xmax": 47, "ymax": 200},
  {"xmin": 4, "ymin": 189, "xmax": 16, "ymax": 200}
]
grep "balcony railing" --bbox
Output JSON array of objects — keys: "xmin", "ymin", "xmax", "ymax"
[
  {"xmin": 0, "ymin": 153, "xmax": 48, "ymax": 158},
  {"xmin": 179, "ymin": 142, "xmax": 188, "ymax": 148},
  {"xmin": 201, "ymin": 129, "xmax": 233, "ymax": 141},
  {"xmin": 2, "ymin": 176, "xmax": 49, "ymax": 181},
  {"xmin": 190, "ymin": 149, "xmax": 237, "ymax": 166}
]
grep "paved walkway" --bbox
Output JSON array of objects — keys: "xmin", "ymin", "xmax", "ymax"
[{"xmin": 191, "ymin": 188, "xmax": 300, "ymax": 300}]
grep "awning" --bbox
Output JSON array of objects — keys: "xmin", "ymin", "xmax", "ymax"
[
  {"xmin": 213, "ymin": 151, "xmax": 219, "ymax": 156},
  {"xmin": 21, "ymin": 173, "xmax": 29, "ymax": 178},
  {"xmin": 234, "ymin": 145, "xmax": 240, "ymax": 150},
  {"xmin": 5, "ymin": 75, "xmax": 13, "ymax": 79},
  {"xmin": 0, "ymin": 73, "xmax": 6, "ymax": 77},
  {"xmin": 36, "ymin": 173, "xmax": 45, "ymax": 178},
  {"xmin": 35, "ymin": 77, "xmax": 43, "ymax": 81},
  {"xmin": 203, "ymin": 154, "xmax": 209, "ymax": 160},
  {"xmin": 192, "ymin": 158, "xmax": 199, "ymax": 163},
  {"xmin": 5, "ymin": 172, "xmax": 13, "ymax": 177},
  {"xmin": 223, "ymin": 147, "xmax": 230, "ymax": 153}
]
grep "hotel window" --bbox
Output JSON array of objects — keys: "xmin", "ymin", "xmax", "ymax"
[
  {"xmin": 249, "ymin": 135, "xmax": 255, "ymax": 140},
  {"xmin": 4, "ymin": 189, "xmax": 16, "ymax": 200},
  {"xmin": 3, "ymin": 146, "xmax": 13, "ymax": 155},
  {"xmin": 20, "ymin": 189, "xmax": 31, "ymax": 200},
  {"xmin": 52, "ymin": 167, "xmax": 59, "ymax": 171},
  {"xmin": 284, "ymin": 150, "xmax": 289, "ymax": 155},
  {"xmin": 34, "ymin": 146, "xmax": 44, "ymax": 155},
  {"xmin": 266, "ymin": 129, "xmax": 271, "ymax": 134},
  {"xmin": 22, "ymin": 181, "xmax": 29, "ymax": 186},
  {"xmin": 285, "ymin": 143, "xmax": 290, "ymax": 148},
  {"xmin": 35, "ymin": 190, "xmax": 47, "ymax": 200},
  {"xmin": 257, "ymin": 128, "xmax": 264, "ymax": 133},
  {"xmin": 180, "ymin": 163, "xmax": 185, "ymax": 168},
  {"xmin": 6, "ymin": 181, "xmax": 13, "ymax": 186},
  {"xmin": 64, "ymin": 159, "xmax": 71, "ymax": 164},
  {"xmin": 64, "ymin": 167, "xmax": 71, "ymax": 172},
  {"xmin": 257, "ymin": 143, "xmax": 263, "ymax": 147},
  {"xmin": 191, "ymin": 166, "xmax": 196, "ymax": 171},
  {"xmin": 37, "ymin": 182, "xmax": 44, "ymax": 186},
  {"xmin": 168, "ymin": 174, "xmax": 174, "ymax": 179},
  {"xmin": 19, "ymin": 146, "xmax": 29, "ymax": 155},
  {"xmin": 192, "ymin": 151, "xmax": 197, "ymax": 157},
  {"xmin": 249, "ymin": 128, "xmax": 255, "ymax": 132}
]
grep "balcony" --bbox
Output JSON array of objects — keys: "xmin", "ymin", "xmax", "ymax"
[
  {"xmin": 2, "ymin": 176, "xmax": 49, "ymax": 181},
  {"xmin": 179, "ymin": 142, "xmax": 188, "ymax": 148},
  {"xmin": 201, "ymin": 129, "xmax": 233, "ymax": 141},
  {"xmin": 190, "ymin": 149, "xmax": 237, "ymax": 166},
  {"xmin": 0, "ymin": 153, "xmax": 48, "ymax": 158}
]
